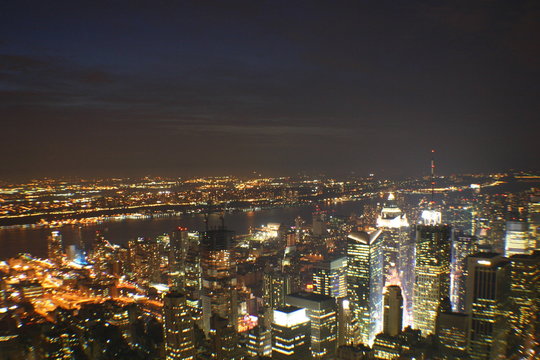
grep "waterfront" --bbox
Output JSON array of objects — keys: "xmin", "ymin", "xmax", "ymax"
[{"xmin": 0, "ymin": 200, "xmax": 366, "ymax": 260}]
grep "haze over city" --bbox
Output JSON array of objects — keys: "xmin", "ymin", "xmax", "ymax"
[{"xmin": 2, "ymin": 1, "xmax": 539, "ymax": 178}]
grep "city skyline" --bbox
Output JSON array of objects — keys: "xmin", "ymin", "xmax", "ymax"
[{"xmin": 1, "ymin": 2, "xmax": 539, "ymax": 359}]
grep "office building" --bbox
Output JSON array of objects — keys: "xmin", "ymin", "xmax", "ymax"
[
  {"xmin": 465, "ymin": 253, "xmax": 510, "ymax": 360},
  {"xmin": 246, "ymin": 325, "xmax": 272, "ymax": 358},
  {"xmin": 528, "ymin": 190, "xmax": 540, "ymax": 250},
  {"xmin": 313, "ymin": 256, "xmax": 347, "ymax": 299},
  {"xmin": 412, "ymin": 224, "xmax": 451, "ymax": 336},
  {"xmin": 286, "ymin": 292, "xmax": 338, "ymax": 359},
  {"xmin": 504, "ymin": 221, "xmax": 531, "ymax": 257},
  {"xmin": 271, "ymin": 306, "xmax": 311, "ymax": 360},
  {"xmin": 163, "ymin": 291, "xmax": 195, "ymax": 360},
  {"xmin": 383, "ymin": 285, "xmax": 403, "ymax": 337},
  {"xmin": 347, "ymin": 229, "xmax": 383, "ymax": 345},
  {"xmin": 47, "ymin": 231, "xmax": 63, "ymax": 264},
  {"xmin": 200, "ymin": 221, "xmax": 238, "ymax": 334},
  {"xmin": 435, "ymin": 299, "xmax": 468, "ymax": 360},
  {"xmin": 377, "ymin": 193, "xmax": 410, "ymax": 281},
  {"xmin": 507, "ymin": 251, "xmax": 540, "ymax": 355},
  {"xmin": 451, "ymin": 234, "xmax": 478, "ymax": 312}
]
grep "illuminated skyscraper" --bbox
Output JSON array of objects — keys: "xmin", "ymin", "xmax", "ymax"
[
  {"xmin": 246, "ymin": 325, "xmax": 272, "ymax": 358},
  {"xmin": 312, "ymin": 256, "xmax": 347, "ymax": 299},
  {"xmin": 504, "ymin": 221, "xmax": 531, "ymax": 257},
  {"xmin": 465, "ymin": 253, "xmax": 510, "ymax": 360},
  {"xmin": 377, "ymin": 193, "xmax": 410, "ymax": 282},
  {"xmin": 163, "ymin": 291, "xmax": 195, "ymax": 360},
  {"xmin": 200, "ymin": 220, "xmax": 237, "ymax": 334},
  {"xmin": 286, "ymin": 292, "xmax": 338, "ymax": 359},
  {"xmin": 412, "ymin": 224, "xmax": 451, "ymax": 336},
  {"xmin": 451, "ymin": 233, "xmax": 478, "ymax": 312},
  {"xmin": 507, "ymin": 251, "xmax": 540, "ymax": 356},
  {"xmin": 528, "ymin": 190, "xmax": 540, "ymax": 250},
  {"xmin": 346, "ymin": 229, "xmax": 383, "ymax": 345},
  {"xmin": 47, "ymin": 231, "xmax": 63, "ymax": 264},
  {"xmin": 376, "ymin": 193, "xmax": 411, "ymax": 324},
  {"xmin": 383, "ymin": 285, "xmax": 403, "ymax": 337},
  {"xmin": 271, "ymin": 306, "xmax": 311, "ymax": 360}
]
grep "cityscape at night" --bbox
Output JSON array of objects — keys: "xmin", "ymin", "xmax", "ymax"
[{"xmin": 1, "ymin": 1, "xmax": 539, "ymax": 360}]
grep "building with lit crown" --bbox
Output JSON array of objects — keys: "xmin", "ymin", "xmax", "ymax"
[
  {"xmin": 347, "ymin": 229, "xmax": 383, "ymax": 345},
  {"xmin": 286, "ymin": 292, "xmax": 338, "ymax": 359},
  {"xmin": 271, "ymin": 306, "xmax": 311, "ymax": 360}
]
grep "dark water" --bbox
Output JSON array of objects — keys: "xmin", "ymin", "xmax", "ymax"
[{"xmin": 0, "ymin": 201, "xmax": 366, "ymax": 260}]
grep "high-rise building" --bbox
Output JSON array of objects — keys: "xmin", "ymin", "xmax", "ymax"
[
  {"xmin": 47, "ymin": 231, "xmax": 63, "ymax": 264},
  {"xmin": 435, "ymin": 298, "xmax": 468, "ymax": 360},
  {"xmin": 372, "ymin": 285, "xmax": 404, "ymax": 360},
  {"xmin": 271, "ymin": 306, "xmax": 311, "ymax": 360},
  {"xmin": 527, "ymin": 190, "xmax": 540, "ymax": 250},
  {"xmin": 163, "ymin": 291, "xmax": 195, "ymax": 360},
  {"xmin": 169, "ymin": 227, "xmax": 189, "ymax": 290},
  {"xmin": 209, "ymin": 314, "xmax": 241, "ymax": 360},
  {"xmin": 377, "ymin": 193, "xmax": 410, "ymax": 281},
  {"xmin": 246, "ymin": 325, "xmax": 272, "ymax": 358},
  {"xmin": 506, "ymin": 251, "xmax": 540, "ymax": 356},
  {"xmin": 313, "ymin": 256, "xmax": 347, "ymax": 299},
  {"xmin": 412, "ymin": 224, "xmax": 451, "ymax": 336},
  {"xmin": 347, "ymin": 229, "xmax": 383, "ymax": 345},
  {"xmin": 128, "ymin": 237, "xmax": 161, "ymax": 283},
  {"xmin": 286, "ymin": 292, "xmax": 338, "ymax": 359},
  {"xmin": 337, "ymin": 298, "xmax": 355, "ymax": 347},
  {"xmin": 504, "ymin": 221, "xmax": 531, "ymax": 257},
  {"xmin": 200, "ymin": 221, "xmax": 237, "ymax": 334},
  {"xmin": 465, "ymin": 253, "xmax": 510, "ymax": 360},
  {"xmin": 451, "ymin": 233, "xmax": 478, "ymax": 312},
  {"xmin": 263, "ymin": 268, "xmax": 301, "ymax": 328},
  {"xmin": 383, "ymin": 285, "xmax": 403, "ymax": 337}
]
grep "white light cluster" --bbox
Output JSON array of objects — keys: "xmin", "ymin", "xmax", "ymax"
[{"xmin": 273, "ymin": 308, "xmax": 309, "ymax": 327}]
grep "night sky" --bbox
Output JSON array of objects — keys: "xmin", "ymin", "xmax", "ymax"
[{"xmin": 2, "ymin": 1, "xmax": 539, "ymax": 179}]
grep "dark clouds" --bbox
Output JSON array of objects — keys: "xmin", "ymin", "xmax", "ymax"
[{"xmin": 1, "ymin": 1, "xmax": 539, "ymax": 179}]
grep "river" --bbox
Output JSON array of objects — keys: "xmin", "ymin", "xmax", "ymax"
[{"xmin": 0, "ymin": 201, "xmax": 367, "ymax": 260}]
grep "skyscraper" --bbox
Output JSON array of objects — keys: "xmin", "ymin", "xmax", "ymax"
[
  {"xmin": 527, "ymin": 190, "xmax": 540, "ymax": 250},
  {"xmin": 377, "ymin": 193, "xmax": 410, "ymax": 280},
  {"xmin": 286, "ymin": 292, "xmax": 338, "ymax": 359},
  {"xmin": 383, "ymin": 285, "xmax": 403, "ymax": 337},
  {"xmin": 163, "ymin": 291, "xmax": 195, "ymax": 360},
  {"xmin": 312, "ymin": 256, "xmax": 347, "ymax": 299},
  {"xmin": 412, "ymin": 224, "xmax": 451, "ymax": 336},
  {"xmin": 200, "ymin": 220, "xmax": 237, "ymax": 334},
  {"xmin": 169, "ymin": 227, "xmax": 189, "ymax": 290},
  {"xmin": 504, "ymin": 221, "xmax": 531, "ymax": 257},
  {"xmin": 465, "ymin": 253, "xmax": 510, "ymax": 360},
  {"xmin": 271, "ymin": 306, "xmax": 311, "ymax": 360},
  {"xmin": 346, "ymin": 229, "xmax": 383, "ymax": 345},
  {"xmin": 451, "ymin": 233, "xmax": 478, "ymax": 312},
  {"xmin": 372, "ymin": 286, "xmax": 404, "ymax": 360},
  {"xmin": 47, "ymin": 231, "xmax": 63, "ymax": 264},
  {"xmin": 506, "ymin": 251, "xmax": 540, "ymax": 356}
]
